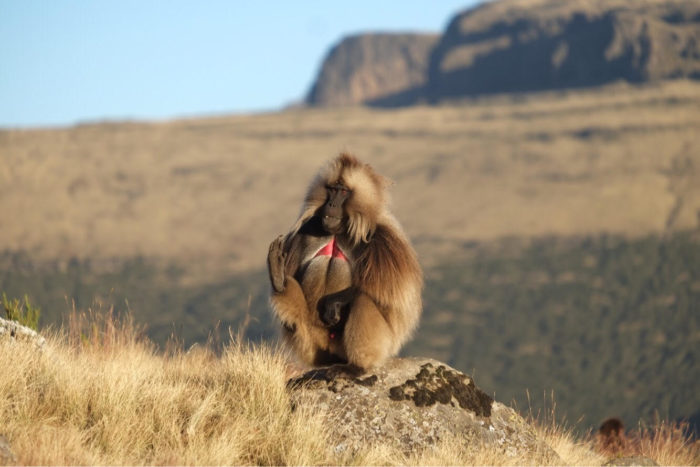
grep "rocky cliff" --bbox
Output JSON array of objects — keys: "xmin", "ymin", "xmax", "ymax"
[
  {"xmin": 305, "ymin": 33, "xmax": 438, "ymax": 106},
  {"xmin": 426, "ymin": 0, "xmax": 700, "ymax": 100},
  {"xmin": 306, "ymin": 0, "xmax": 700, "ymax": 106}
]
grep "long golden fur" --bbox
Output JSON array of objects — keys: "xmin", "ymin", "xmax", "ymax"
[
  {"xmin": 291, "ymin": 153, "xmax": 388, "ymax": 245},
  {"xmin": 268, "ymin": 153, "xmax": 423, "ymax": 370}
]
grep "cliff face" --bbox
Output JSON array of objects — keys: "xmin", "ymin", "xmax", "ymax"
[
  {"xmin": 305, "ymin": 33, "xmax": 439, "ymax": 106},
  {"xmin": 305, "ymin": 0, "xmax": 700, "ymax": 106},
  {"xmin": 426, "ymin": 0, "xmax": 700, "ymax": 100}
]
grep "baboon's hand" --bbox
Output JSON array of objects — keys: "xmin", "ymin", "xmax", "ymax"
[
  {"xmin": 322, "ymin": 299, "xmax": 344, "ymax": 327},
  {"xmin": 320, "ymin": 287, "xmax": 355, "ymax": 327},
  {"xmin": 267, "ymin": 235, "xmax": 287, "ymax": 293}
]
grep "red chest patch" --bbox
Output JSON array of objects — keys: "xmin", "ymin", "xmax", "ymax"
[{"xmin": 314, "ymin": 237, "xmax": 347, "ymax": 261}]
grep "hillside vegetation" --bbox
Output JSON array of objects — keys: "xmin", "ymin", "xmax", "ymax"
[
  {"xmin": 2, "ymin": 81, "xmax": 700, "ymax": 435},
  {"xmin": 2, "ymin": 81, "xmax": 699, "ymax": 276},
  {"xmin": 419, "ymin": 231, "xmax": 700, "ymax": 432},
  {"xmin": 3, "ymin": 230, "xmax": 699, "ymax": 435}
]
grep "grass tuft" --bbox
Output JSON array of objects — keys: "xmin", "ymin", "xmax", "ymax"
[
  {"xmin": 631, "ymin": 419, "xmax": 700, "ymax": 465},
  {"xmin": 1, "ymin": 311, "xmax": 333, "ymax": 465},
  {"xmin": 2, "ymin": 292, "xmax": 41, "ymax": 330}
]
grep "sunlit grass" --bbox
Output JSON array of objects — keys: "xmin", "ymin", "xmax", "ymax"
[{"xmin": 1, "ymin": 311, "xmax": 697, "ymax": 465}]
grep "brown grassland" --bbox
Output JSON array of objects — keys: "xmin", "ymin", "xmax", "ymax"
[
  {"xmin": 1, "ymin": 311, "xmax": 697, "ymax": 466},
  {"xmin": 2, "ymin": 80, "xmax": 700, "ymax": 280},
  {"xmin": 2, "ymin": 80, "xmax": 700, "ymax": 465}
]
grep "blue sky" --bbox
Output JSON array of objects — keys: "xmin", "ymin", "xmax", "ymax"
[{"xmin": 0, "ymin": 1, "xmax": 480, "ymax": 128}]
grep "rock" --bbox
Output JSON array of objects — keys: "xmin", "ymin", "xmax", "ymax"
[
  {"xmin": 426, "ymin": 0, "xmax": 700, "ymax": 100},
  {"xmin": 305, "ymin": 33, "xmax": 439, "ymax": 107},
  {"xmin": 0, "ymin": 316, "xmax": 46, "ymax": 350},
  {"xmin": 0, "ymin": 434, "xmax": 16, "ymax": 465},
  {"xmin": 288, "ymin": 357, "xmax": 561, "ymax": 463},
  {"xmin": 604, "ymin": 455, "xmax": 659, "ymax": 466},
  {"xmin": 305, "ymin": 1, "xmax": 700, "ymax": 107}
]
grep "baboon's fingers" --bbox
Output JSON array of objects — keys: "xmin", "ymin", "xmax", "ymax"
[{"xmin": 267, "ymin": 235, "xmax": 287, "ymax": 293}]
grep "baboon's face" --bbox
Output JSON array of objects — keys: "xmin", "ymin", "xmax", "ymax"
[{"xmin": 321, "ymin": 181, "xmax": 350, "ymax": 234}]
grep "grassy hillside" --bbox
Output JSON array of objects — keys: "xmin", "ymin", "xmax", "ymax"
[
  {"xmin": 3, "ymin": 230, "xmax": 699, "ymax": 435},
  {"xmin": 2, "ymin": 81, "xmax": 700, "ymax": 277},
  {"xmin": 2, "ymin": 80, "xmax": 700, "ymax": 437},
  {"xmin": 2, "ymin": 315, "xmax": 697, "ymax": 465},
  {"xmin": 416, "ymin": 230, "xmax": 700, "ymax": 433},
  {"xmin": 0, "ymin": 318, "xmax": 334, "ymax": 465}
]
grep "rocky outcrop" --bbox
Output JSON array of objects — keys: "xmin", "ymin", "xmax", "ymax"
[
  {"xmin": 0, "ymin": 316, "xmax": 46, "ymax": 349},
  {"xmin": 305, "ymin": 33, "xmax": 439, "ymax": 106},
  {"xmin": 288, "ymin": 357, "xmax": 561, "ymax": 463},
  {"xmin": 305, "ymin": 0, "xmax": 700, "ymax": 106},
  {"xmin": 425, "ymin": 0, "xmax": 700, "ymax": 100}
]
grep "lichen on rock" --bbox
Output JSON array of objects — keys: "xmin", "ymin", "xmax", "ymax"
[
  {"xmin": 288, "ymin": 357, "xmax": 561, "ymax": 462},
  {"xmin": 388, "ymin": 362, "xmax": 493, "ymax": 416}
]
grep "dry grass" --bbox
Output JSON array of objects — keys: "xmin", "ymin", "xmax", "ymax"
[
  {"xmin": 2, "ymin": 81, "xmax": 700, "ymax": 281},
  {"xmin": 538, "ymin": 419, "xmax": 700, "ymax": 466},
  {"xmin": 1, "ymin": 312, "xmax": 697, "ymax": 465},
  {"xmin": 0, "ymin": 312, "xmax": 333, "ymax": 465},
  {"xmin": 633, "ymin": 420, "xmax": 700, "ymax": 466},
  {"xmin": 527, "ymin": 395, "xmax": 700, "ymax": 467},
  {"xmin": 595, "ymin": 420, "xmax": 700, "ymax": 466}
]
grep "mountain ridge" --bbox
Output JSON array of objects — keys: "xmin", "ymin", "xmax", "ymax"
[{"xmin": 306, "ymin": 0, "xmax": 700, "ymax": 107}]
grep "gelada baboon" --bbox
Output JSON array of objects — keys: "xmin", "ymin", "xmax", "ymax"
[
  {"xmin": 267, "ymin": 153, "xmax": 422, "ymax": 372},
  {"xmin": 597, "ymin": 417, "xmax": 627, "ymax": 453}
]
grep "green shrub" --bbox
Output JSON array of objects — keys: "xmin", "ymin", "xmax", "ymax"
[{"xmin": 2, "ymin": 292, "xmax": 41, "ymax": 330}]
